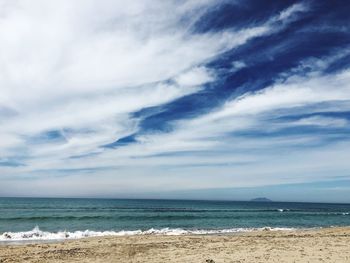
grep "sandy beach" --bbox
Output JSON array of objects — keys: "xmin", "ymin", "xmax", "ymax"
[{"xmin": 0, "ymin": 227, "xmax": 349, "ymax": 263}]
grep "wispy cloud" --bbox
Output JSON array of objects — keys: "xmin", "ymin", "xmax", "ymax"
[{"xmin": 0, "ymin": 0, "xmax": 349, "ymax": 200}]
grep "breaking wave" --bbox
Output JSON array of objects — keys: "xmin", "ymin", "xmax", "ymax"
[{"xmin": 0, "ymin": 226, "xmax": 295, "ymax": 242}]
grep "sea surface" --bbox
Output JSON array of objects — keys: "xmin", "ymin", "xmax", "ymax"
[{"xmin": 0, "ymin": 198, "xmax": 349, "ymax": 241}]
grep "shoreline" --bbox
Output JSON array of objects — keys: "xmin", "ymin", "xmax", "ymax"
[
  {"xmin": 1, "ymin": 227, "xmax": 349, "ymax": 262},
  {"xmin": 0, "ymin": 226, "xmax": 299, "ymax": 244}
]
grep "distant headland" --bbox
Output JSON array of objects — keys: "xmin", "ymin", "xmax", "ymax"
[{"xmin": 250, "ymin": 197, "xmax": 272, "ymax": 202}]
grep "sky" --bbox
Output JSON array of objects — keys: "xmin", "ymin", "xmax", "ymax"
[{"xmin": 0, "ymin": 0, "xmax": 350, "ymax": 202}]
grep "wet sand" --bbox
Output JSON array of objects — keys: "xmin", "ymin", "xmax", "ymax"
[{"xmin": 0, "ymin": 227, "xmax": 349, "ymax": 263}]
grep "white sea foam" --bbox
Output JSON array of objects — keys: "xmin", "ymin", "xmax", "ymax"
[
  {"xmin": 277, "ymin": 209, "xmax": 291, "ymax": 212},
  {"xmin": 0, "ymin": 226, "xmax": 295, "ymax": 242}
]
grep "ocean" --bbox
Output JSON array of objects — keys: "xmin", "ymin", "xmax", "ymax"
[{"xmin": 0, "ymin": 198, "xmax": 349, "ymax": 241}]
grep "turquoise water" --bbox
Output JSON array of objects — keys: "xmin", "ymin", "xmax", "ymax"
[{"xmin": 0, "ymin": 198, "xmax": 349, "ymax": 240}]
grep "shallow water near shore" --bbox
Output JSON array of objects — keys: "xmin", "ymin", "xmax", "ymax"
[{"xmin": 1, "ymin": 197, "xmax": 349, "ymax": 241}]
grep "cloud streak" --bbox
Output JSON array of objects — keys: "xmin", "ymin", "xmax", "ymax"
[{"xmin": 0, "ymin": 0, "xmax": 349, "ymax": 200}]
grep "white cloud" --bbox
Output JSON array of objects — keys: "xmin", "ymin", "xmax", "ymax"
[
  {"xmin": 175, "ymin": 67, "xmax": 214, "ymax": 87},
  {"xmin": 230, "ymin": 61, "xmax": 246, "ymax": 72},
  {"xmin": 277, "ymin": 3, "xmax": 308, "ymax": 22},
  {"xmin": 68, "ymin": 61, "xmax": 350, "ymax": 192},
  {"xmin": 2, "ymin": 1, "xmax": 339, "ymax": 197},
  {"xmin": 291, "ymin": 116, "xmax": 348, "ymax": 127}
]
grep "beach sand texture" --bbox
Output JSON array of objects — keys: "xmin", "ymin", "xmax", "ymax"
[{"xmin": 0, "ymin": 227, "xmax": 349, "ymax": 263}]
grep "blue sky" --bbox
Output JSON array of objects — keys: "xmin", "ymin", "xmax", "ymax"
[{"xmin": 0, "ymin": 0, "xmax": 349, "ymax": 202}]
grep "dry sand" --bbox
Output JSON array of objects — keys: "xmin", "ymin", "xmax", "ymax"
[{"xmin": 0, "ymin": 227, "xmax": 349, "ymax": 263}]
